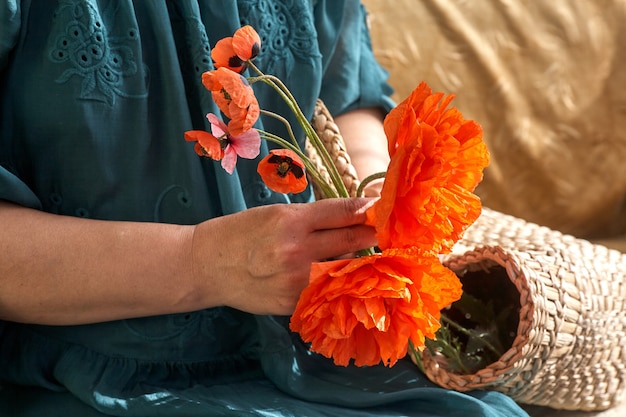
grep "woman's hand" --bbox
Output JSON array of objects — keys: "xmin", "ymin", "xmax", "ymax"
[{"xmin": 191, "ymin": 197, "xmax": 377, "ymax": 315}]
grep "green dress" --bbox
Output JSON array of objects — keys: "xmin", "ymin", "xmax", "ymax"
[{"xmin": 0, "ymin": 1, "xmax": 529, "ymax": 416}]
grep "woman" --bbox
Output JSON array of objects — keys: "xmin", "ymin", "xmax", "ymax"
[{"xmin": 0, "ymin": 1, "xmax": 528, "ymax": 416}]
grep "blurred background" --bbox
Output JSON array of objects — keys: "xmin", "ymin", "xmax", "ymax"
[{"xmin": 362, "ymin": 0, "xmax": 626, "ymax": 252}]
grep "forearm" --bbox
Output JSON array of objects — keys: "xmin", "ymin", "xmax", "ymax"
[
  {"xmin": 0, "ymin": 197, "xmax": 379, "ymax": 325},
  {"xmin": 0, "ymin": 201, "xmax": 204, "ymax": 325},
  {"xmin": 334, "ymin": 108, "xmax": 390, "ymax": 196}
]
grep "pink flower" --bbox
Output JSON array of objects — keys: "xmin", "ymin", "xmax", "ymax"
[{"xmin": 207, "ymin": 113, "xmax": 261, "ymax": 174}]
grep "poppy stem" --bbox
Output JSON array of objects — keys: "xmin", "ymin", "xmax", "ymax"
[
  {"xmin": 357, "ymin": 247, "xmax": 377, "ymax": 257},
  {"xmin": 259, "ymin": 109, "xmax": 300, "ymax": 149},
  {"xmin": 439, "ymin": 315, "xmax": 502, "ymax": 359},
  {"xmin": 356, "ymin": 172, "xmax": 387, "ymax": 197},
  {"xmin": 247, "ymin": 62, "xmax": 349, "ymax": 198}
]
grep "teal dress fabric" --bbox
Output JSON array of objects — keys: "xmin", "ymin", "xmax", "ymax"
[{"xmin": 0, "ymin": 1, "xmax": 529, "ymax": 416}]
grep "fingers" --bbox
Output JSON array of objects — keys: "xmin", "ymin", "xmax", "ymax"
[
  {"xmin": 301, "ymin": 198, "xmax": 379, "ymax": 260},
  {"xmin": 308, "ymin": 224, "xmax": 377, "ymax": 261},
  {"xmin": 192, "ymin": 199, "xmax": 380, "ymax": 314},
  {"xmin": 305, "ymin": 197, "xmax": 377, "ymax": 231}
]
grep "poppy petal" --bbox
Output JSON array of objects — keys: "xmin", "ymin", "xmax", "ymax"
[
  {"xmin": 184, "ymin": 130, "xmax": 223, "ymax": 160},
  {"xmin": 232, "ymin": 25, "xmax": 261, "ymax": 61},
  {"xmin": 211, "ymin": 37, "xmax": 246, "ymax": 73},
  {"xmin": 227, "ymin": 98, "xmax": 260, "ymax": 136},
  {"xmin": 290, "ymin": 248, "xmax": 462, "ymax": 367},
  {"xmin": 221, "ymin": 147, "xmax": 238, "ymax": 174},
  {"xmin": 215, "ymin": 68, "xmax": 253, "ymax": 109},
  {"xmin": 201, "ymin": 113, "xmax": 261, "ymax": 174},
  {"xmin": 230, "ymin": 128, "xmax": 261, "ymax": 159},
  {"xmin": 201, "ymin": 68, "xmax": 259, "ymax": 134},
  {"xmin": 257, "ymin": 149, "xmax": 308, "ymax": 194},
  {"xmin": 367, "ymin": 81, "xmax": 489, "ymax": 252},
  {"xmin": 207, "ymin": 113, "xmax": 228, "ymax": 137},
  {"xmin": 201, "ymin": 71, "xmax": 231, "ymax": 117}
]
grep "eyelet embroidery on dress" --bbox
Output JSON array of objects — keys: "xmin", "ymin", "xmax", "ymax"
[
  {"xmin": 153, "ymin": 184, "xmax": 192, "ymax": 222},
  {"xmin": 188, "ymin": 22, "xmax": 213, "ymax": 76},
  {"xmin": 123, "ymin": 312, "xmax": 200, "ymax": 341},
  {"xmin": 47, "ymin": 0, "xmax": 148, "ymax": 105},
  {"xmin": 237, "ymin": 0, "xmax": 320, "ymax": 75}
]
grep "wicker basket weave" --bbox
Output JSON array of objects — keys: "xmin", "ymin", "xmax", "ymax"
[
  {"xmin": 307, "ymin": 99, "xmax": 360, "ymax": 199},
  {"xmin": 428, "ymin": 209, "xmax": 626, "ymax": 411},
  {"xmin": 308, "ymin": 100, "xmax": 626, "ymax": 411}
]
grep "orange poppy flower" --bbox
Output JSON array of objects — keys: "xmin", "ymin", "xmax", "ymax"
[
  {"xmin": 290, "ymin": 247, "xmax": 462, "ymax": 367},
  {"xmin": 211, "ymin": 37, "xmax": 247, "ymax": 73},
  {"xmin": 367, "ymin": 82, "xmax": 489, "ymax": 253},
  {"xmin": 184, "ymin": 130, "xmax": 224, "ymax": 161},
  {"xmin": 211, "ymin": 26, "xmax": 261, "ymax": 74},
  {"xmin": 257, "ymin": 149, "xmax": 308, "ymax": 194},
  {"xmin": 202, "ymin": 67, "xmax": 260, "ymax": 136},
  {"xmin": 232, "ymin": 25, "xmax": 261, "ymax": 61}
]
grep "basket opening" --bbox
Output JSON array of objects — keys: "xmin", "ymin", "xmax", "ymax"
[{"xmin": 434, "ymin": 264, "xmax": 521, "ymax": 374}]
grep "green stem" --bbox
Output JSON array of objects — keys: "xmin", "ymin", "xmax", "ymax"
[
  {"xmin": 247, "ymin": 62, "xmax": 349, "ymax": 198},
  {"xmin": 408, "ymin": 340, "xmax": 426, "ymax": 374},
  {"xmin": 260, "ymin": 109, "xmax": 299, "ymax": 148},
  {"xmin": 440, "ymin": 315, "xmax": 502, "ymax": 358},
  {"xmin": 411, "ymin": 338, "xmax": 471, "ymax": 375},
  {"xmin": 438, "ymin": 338, "xmax": 471, "ymax": 375},
  {"xmin": 357, "ymin": 247, "xmax": 376, "ymax": 257},
  {"xmin": 356, "ymin": 172, "xmax": 386, "ymax": 197}
]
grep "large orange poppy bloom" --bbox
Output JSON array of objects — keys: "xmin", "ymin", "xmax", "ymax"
[
  {"xmin": 367, "ymin": 82, "xmax": 489, "ymax": 253},
  {"xmin": 290, "ymin": 248, "xmax": 462, "ymax": 367},
  {"xmin": 257, "ymin": 149, "xmax": 308, "ymax": 194},
  {"xmin": 202, "ymin": 67, "xmax": 260, "ymax": 136}
]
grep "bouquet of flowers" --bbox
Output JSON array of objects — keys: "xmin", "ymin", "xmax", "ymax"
[{"xmin": 185, "ymin": 25, "xmax": 490, "ymax": 368}]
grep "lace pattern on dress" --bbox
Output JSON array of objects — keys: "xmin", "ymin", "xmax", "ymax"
[
  {"xmin": 237, "ymin": 0, "xmax": 320, "ymax": 75},
  {"xmin": 47, "ymin": 0, "xmax": 148, "ymax": 105}
]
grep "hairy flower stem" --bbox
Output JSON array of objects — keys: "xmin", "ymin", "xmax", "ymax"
[
  {"xmin": 440, "ymin": 315, "xmax": 501, "ymax": 358},
  {"xmin": 357, "ymin": 247, "xmax": 377, "ymax": 257},
  {"xmin": 247, "ymin": 62, "xmax": 349, "ymax": 198},
  {"xmin": 357, "ymin": 172, "xmax": 387, "ymax": 197},
  {"xmin": 259, "ymin": 109, "xmax": 299, "ymax": 148}
]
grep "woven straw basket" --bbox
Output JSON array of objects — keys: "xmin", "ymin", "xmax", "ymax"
[
  {"xmin": 308, "ymin": 100, "xmax": 626, "ymax": 411},
  {"xmin": 429, "ymin": 209, "xmax": 626, "ymax": 411}
]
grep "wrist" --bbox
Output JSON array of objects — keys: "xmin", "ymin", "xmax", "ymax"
[{"xmin": 186, "ymin": 221, "xmax": 228, "ymax": 311}]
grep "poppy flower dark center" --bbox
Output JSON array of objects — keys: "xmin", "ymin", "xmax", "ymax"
[
  {"xmin": 228, "ymin": 55, "xmax": 246, "ymax": 68},
  {"xmin": 277, "ymin": 161, "xmax": 290, "ymax": 177},
  {"xmin": 268, "ymin": 154, "xmax": 304, "ymax": 178},
  {"xmin": 250, "ymin": 43, "xmax": 260, "ymax": 58},
  {"xmin": 218, "ymin": 135, "xmax": 231, "ymax": 149},
  {"xmin": 220, "ymin": 88, "xmax": 231, "ymax": 101}
]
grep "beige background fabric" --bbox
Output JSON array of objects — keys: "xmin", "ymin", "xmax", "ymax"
[
  {"xmin": 360, "ymin": 1, "xmax": 626, "ymax": 414},
  {"xmin": 362, "ymin": 0, "xmax": 626, "ymax": 252}
]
